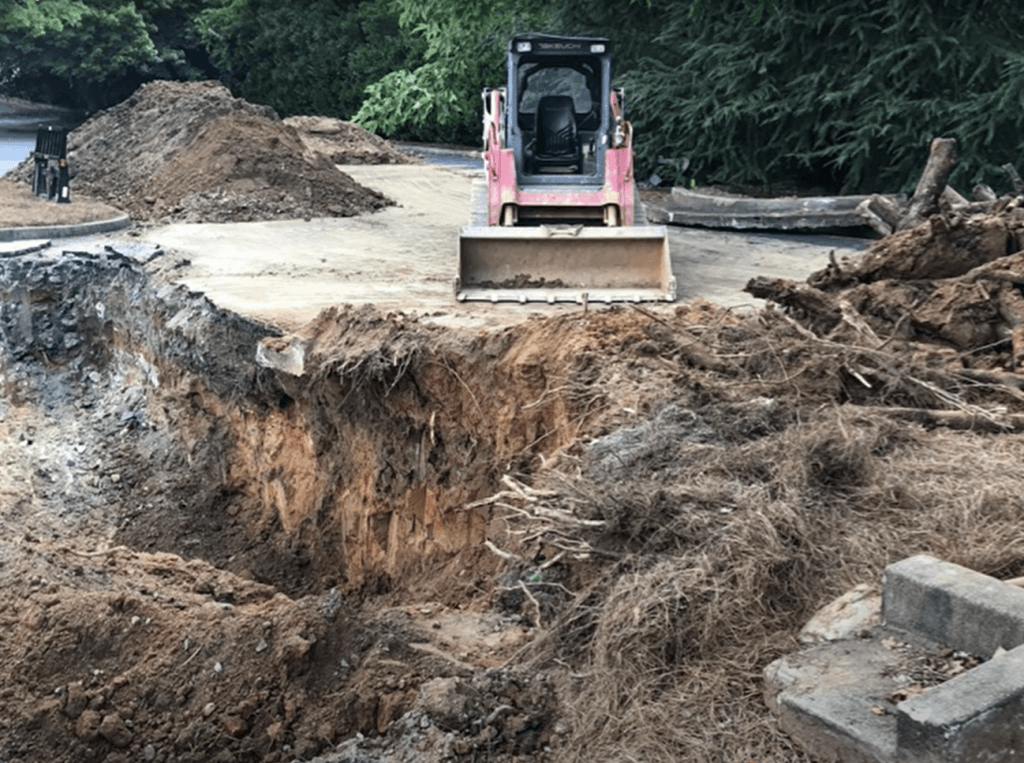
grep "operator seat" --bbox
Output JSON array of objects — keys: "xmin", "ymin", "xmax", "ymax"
[{"xmin": 532, "ymin": 95, "xmax": 582, "ymax": 174}]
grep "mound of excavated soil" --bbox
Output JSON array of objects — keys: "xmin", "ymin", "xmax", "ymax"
[
  {"xmin": 11, "ymin": 80, "xmax": 394, "ymax": 224},
  {"xmin": 284, "ymin": 116, "xmax": 418, "ymax": 166},
  {"xmin": 141, "ymin": 113, "xmax": 391, "ymax": 222}
]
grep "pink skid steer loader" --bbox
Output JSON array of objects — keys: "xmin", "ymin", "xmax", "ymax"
[{"xmin": 456, "ymin": 33, "xmax": 675, "ymax": 303}]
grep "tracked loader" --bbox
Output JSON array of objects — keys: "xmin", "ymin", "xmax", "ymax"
[{"xmin": 456, "ymin": 33, "xmax": 675, "ymax": 303}]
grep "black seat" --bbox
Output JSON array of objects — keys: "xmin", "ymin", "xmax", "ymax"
[{"xmin": 532, "ymin": 95, "xmax": 582, "ymax": 173}]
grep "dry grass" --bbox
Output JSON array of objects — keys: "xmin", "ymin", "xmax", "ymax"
[
  {"xmin": 0, "ymin": 178, "xmax": 124, "ymax": 227},
  {"xmin": 484, "ymin": 306, "xmax": 1024, "ymax": 763}
]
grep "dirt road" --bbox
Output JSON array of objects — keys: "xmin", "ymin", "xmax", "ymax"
[{"xmin": 134, "ymin": 163, "xmax": 869, "ymax": 330}]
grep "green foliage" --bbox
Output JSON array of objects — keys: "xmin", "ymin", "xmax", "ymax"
[
  {"xmin": 627, "ymin": 0, "xmax": 1024, "ymax": 193},
  {"xmin": 356, "ymin": 64, "xmax": 463, "ymax": 140},
  {"xmin": 353, "ymin": 0, "xmax": 553, "ymax": 142},
  {"xmin": 544, "ymin": 0, "xmax": 670, "ymax": 74},
  {"xmin": 0, "ymin": 0, "xmax": 212, "ymax": 109},
  {"xmin": 194, "ymin": 0, "xmax": 421, "ymax": 120},
  {"xmin": 4, "ymin": 0, "xmax": 1020, "ymax": 196}
]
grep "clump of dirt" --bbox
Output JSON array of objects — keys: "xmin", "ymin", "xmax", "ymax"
[
  {"xmin": 476, "ymin": 275, "xmax": 568, "ymax": 289},
  {"xmin": 9, "ymin": 80, "xmax": 394, "ymax": 224},
  {"xmin": 283, "ymin": 117, "xmax": 418, "ymax": 166}
]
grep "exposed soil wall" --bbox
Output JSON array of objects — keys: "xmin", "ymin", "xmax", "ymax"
[
  {"xmin": 0, "ymin": 251, "xmax": 588, "ymax": 762},
  {"xmin": 0, "ymin": 250, "xmax": 605, "ymax": 596}
]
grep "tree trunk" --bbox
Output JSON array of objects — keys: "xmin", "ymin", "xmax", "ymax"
[
  {"xmin": 856, "ymin": 194, "xmax": 904, "ymax": 236},
  {"xmin": 897, "ymin": 137, "xmax": 957, "ymax": 231}
]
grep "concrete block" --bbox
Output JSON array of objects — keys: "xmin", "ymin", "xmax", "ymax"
[
  {"xmin": 897, "ymin": 644, "xmax": 1024, "ymax": 763},
  {"xmin": 883, "ymin": 555, "xmax": 1024, "ymax": 659},
  {"xmin": 764, "ymin": 639, "xmax": 899, "ymax": 763},
  {"xmin": 768, "ymin": 557, "xmax": 1024, "ymax": 763}
]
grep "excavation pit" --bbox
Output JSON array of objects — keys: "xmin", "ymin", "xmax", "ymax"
[
  {"xmin": 7, "ymin": 235, "xmax": 1024, "ymax": 763},
  {"xmin": 2, "ymin": 245, "xmax": 700, "ymax": 762}
]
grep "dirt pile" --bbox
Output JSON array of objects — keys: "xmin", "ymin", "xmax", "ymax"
[
  {"xmin": 283, "ymin": 117, "xmax": 418, "ymax": 166},
  {"xmin": 12, "ymin": 80, "xmax": 395, "ymax": 224}
]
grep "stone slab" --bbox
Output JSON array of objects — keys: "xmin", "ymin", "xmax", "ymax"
[
  {"xmin": 799, "ymin": 583, "xmax": 881, "ymax": 645},
  {"xmin": 764, "ymin": 637, "xmax": 900, "ymax": 763},
  {"xmin": 882, "ymin": 555, "xmax": 1024, "ymax": 659},
  {"xmin": 650, "ymin": 188, "xmax": 881, "ymax": 230},
  {"xmin": 0, "ymin": 238, "xmax": 50, "ymax": 257},
  {"xmin": 897, "ymin": 643, "xmax": 1024, "ymax": 763}
]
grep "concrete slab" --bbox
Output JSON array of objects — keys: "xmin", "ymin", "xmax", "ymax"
[
  {"xmin": 130, "ymin": 163, "xmax": 869, "ymax": 331},
  {"xmin": 650, "ymin": 188, "xmax": 873, "ymax": 230},
  {"xmin": 764, "ymin": 638, "xmax": 899, "ymax": 763},
  {"xmin": 898, "ymin": 645, "xmax": 1024, "ymax": 763},
  {"xmin": 883, "ymin": 554, "xmax": 1024, "ymax": 659}
]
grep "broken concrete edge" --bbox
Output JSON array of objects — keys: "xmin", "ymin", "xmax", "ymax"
[
  {"xmin": 4, "ymin": 240, "xmax": 164, "ymax": 266},
  {"xmin": 897, "ymin": 643, "xmax": 1024, "ymax": 763},
  {"xmin": 780, "ymin": 685, "xmax": 897, "ymax": 763},
  {"xmin": 0, "ymin": 213, "xmax": 131, "ymax": 242},
  {"xmin": 882, "ymin": 554, "xmax": 1024, "ymax": 659},
  {"xmin": 764, "ymin": 638, "xmax": 900, "ymax": 763},
  {"xmin": 0, "ymin": 238, "xmax": 51, "ymax": 257},
  {"xmin": 646, "ymin": 202, "xmax": 867, "ymax": 230},
  {"xmin": 0, "ymin": 250, "xmax": 283, "ymax": 401},
  {"xmin": 646, "ymin": 187, "xmax": 902, "ymax": 231}
]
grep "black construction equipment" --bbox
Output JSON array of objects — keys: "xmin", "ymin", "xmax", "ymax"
[{"xmin": 31, "ymin": 126, "xmax": 71, "ymax": 203}]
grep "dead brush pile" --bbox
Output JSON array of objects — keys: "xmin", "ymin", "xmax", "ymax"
[{"xmin": 477, "ymin": 299, "xmax": 1024, "ymax": 762}]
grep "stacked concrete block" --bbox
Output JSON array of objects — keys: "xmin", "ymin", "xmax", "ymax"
[{"xmin": 765, "ymin": 555, "xmax": 1024, "ymax": 763}]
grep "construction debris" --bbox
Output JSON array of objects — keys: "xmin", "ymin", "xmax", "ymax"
[{"xmin": 750, "ymin": 138, "xmax": 1024, "ymax": 379}]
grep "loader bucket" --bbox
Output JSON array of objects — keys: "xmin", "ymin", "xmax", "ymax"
[{"xmin": 456, "ymin": 225, "xmax": 675, "ymax": 303}]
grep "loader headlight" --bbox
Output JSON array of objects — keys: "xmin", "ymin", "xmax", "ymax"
[
  {"xmin": 590, "ymin": 43, "xmax": 606, "ymax": 53},
  {"xmin": 516, "ymin": 41, "xmax": 532, "ymax": 52}
]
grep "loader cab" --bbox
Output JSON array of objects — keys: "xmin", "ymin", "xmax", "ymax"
[{"xmin": 506, "ymin": 34, "xmax": 614, "ymax": 186}]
